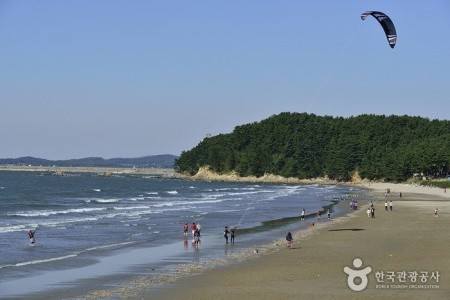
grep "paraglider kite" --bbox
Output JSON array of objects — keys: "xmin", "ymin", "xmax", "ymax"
[{"xmin": 361, "ymin": 11, "xmax": 397, "ymax": 48}]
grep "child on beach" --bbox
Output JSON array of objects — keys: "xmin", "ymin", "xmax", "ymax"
[{"xmin": 435, "ymin": 208, "xmax": 439, "ymax": 218}]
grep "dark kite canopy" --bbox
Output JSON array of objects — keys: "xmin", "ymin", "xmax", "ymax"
[{"xmin": 361, "ymin": 11, "xmax": 397, "ymax": 48}]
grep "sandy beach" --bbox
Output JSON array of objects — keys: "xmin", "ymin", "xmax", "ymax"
[{"xmin": 100, "ymin": 182, "xmax": 450, "ymax": 300}]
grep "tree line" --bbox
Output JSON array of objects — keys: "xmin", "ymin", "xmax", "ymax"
[{"xmin": 175, "ymin": 113, "xmax": 450, "ymax": 182}]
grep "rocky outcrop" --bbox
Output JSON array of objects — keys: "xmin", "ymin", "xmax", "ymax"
[{"xmin": 191, "ymin": 166, "xmax": 337, "ymax": 184}]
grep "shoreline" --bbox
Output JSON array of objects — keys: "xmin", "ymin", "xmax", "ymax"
[
  {"xmin": 2, "ymin": 167, "xmax": 449, "ymax": 298},
  {"xmin": 105, "ymin": 182, "xmax": 449, "ymax": 299},
  {"xmin": 2, "ymin": 165, "xmax": 448, "ymax": 191}
]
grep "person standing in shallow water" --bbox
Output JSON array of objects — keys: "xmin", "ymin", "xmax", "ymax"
[
  {"xmin": 230, "ymin": 227, "xmax": 235, "ymax": 243},
  {"xmin": 224, "ymin": 226, "xmax": 230, "ymax": 244},
  {"xmin": 183, "ymin": 223, "xmax": 188, "ymax": 237},
  {"xmin": 28, "ymin": 229, "xmax": 36, "ymax": 245},
  {"xmin": 191, "ymin": 223, "xmax": 196, "ymax": 237}
]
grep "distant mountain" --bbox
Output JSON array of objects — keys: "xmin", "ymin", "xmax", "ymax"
[{"xmin": 0, "ymin": 155, "xmax": 178, "ymax": 168}]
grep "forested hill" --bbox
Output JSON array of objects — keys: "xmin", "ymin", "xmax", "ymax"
[{"xmin": 175, "ymin": 113, "xmax": 450, "ymax": 182}]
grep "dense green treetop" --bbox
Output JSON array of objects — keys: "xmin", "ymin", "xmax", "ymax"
[{"xmin": 175, "ymin": 113, "xmax": 450, "ymax": 182}]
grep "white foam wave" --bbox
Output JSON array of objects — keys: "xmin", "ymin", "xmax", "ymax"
[
  {"xmin": 0, "ymin": 241, "xmax": 135, "ymax": 270},
  {"xmin": 167, "ymin": 190, "xmax": 178, "ymax": 194},
  {"xmin": 128, "ymin": 197, "xmax": 145, "ymax": 201},
  {"xmin": 14, "ymin": 254, "xmax": 78, "ymax": 267},
  {"xmin": 113, "ymin": 205, "xmax": 150, "ymax": 210},
  {"xmin": 92, "ymin": 198, "xmax": 119, "ymax": 204},
  {"xmin": 0, "ymin": 224, "xmax": 27, "ymax": 233},
  {"xmin": 7, "ymin": 207, "xmax": 106, "ymax": 217}
]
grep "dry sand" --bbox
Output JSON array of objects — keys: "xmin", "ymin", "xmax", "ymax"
[{"xmin": 140, "ymin": 183, "xmax": 449, "ymax": 300}]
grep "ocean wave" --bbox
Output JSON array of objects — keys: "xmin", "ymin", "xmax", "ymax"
[
  {"xmin": 91, "ymin": 198, "xmax": 120, "ymax": 204},
  {"xmin": 0, "ymin": 224, "xmax": 27, "ymax": 233},
  {"xmin": 113, "ymin": 205, "xmax": 150, "ymax": 210},
  {"xmin": 7, "ymin": 207, "xmax": 107, "ymax": 217},
  {"xmin": 0, "ymin": 241, "xmax": 135, "ymax": 270},
  {"xmin": 166, "ymin": 190, "xmax": 178, "ymax": 194},
  {"xmin": 128, "ymin": 197, "xmax": 146, "ymax": 201}
]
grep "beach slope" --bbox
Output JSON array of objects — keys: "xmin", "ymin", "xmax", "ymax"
[{"xmin": 147, "ymin": 184, "xmax": 449, "ymax": 300}]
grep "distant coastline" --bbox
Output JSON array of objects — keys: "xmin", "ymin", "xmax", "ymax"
[
  {"xmin": 0, "ymin": 165, "xmax": 183, "ymax": 179},
  {"xmin": 2, "ymin": 165, "xmax": 446, "ymax": 189},
  {"xmin": 0, "ymin": 165, "xmax": 340, "ymax": 184}
]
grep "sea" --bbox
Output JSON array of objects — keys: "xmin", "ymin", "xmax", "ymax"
[{"xmin": 0, "ymin": 171, "xmax": 369, "ymax": 299}]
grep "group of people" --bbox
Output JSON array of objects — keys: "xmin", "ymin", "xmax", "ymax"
[
  {"xmin": 350, "ymin": 200, "xmax": 359, "ymax": 210},
  {"xmin": 184, "ymin": 222, "xmax": 202, "ymax": 246},
  {"xmin": 300, "ymin": 208, "xmax": 332, "ymax": 222},
  {"xmin": 183, "ymin": 222, "xmax": 238, "ymax": 245},
  {"xmin": 384, "ymin": 200, "xmax": 393, "ymax": 211},
  {"xmin": 223, "ymin": 226, "xmax": 236, "ymax": 244},
  {"xmin": 366, "ymin": 200, "xmax": 394, "ymax": 218}
]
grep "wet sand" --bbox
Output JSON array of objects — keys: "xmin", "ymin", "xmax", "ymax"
[{"xmin": 141, "ymin": 183, "xmax": 450, "ymax": 300}]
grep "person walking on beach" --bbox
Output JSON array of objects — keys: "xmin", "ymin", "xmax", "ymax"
[
  {"xmin": 327, "ymin": 209, "xmax": 331, "ymax": 219},
  {"xmin": 301, "ymin": 209, "xmax": 305, "ymax": 222},
  {"xmin": 371, "ymin": 207, "xmax": 375, "ymax": 218},
  {"xmin": 224, "ymin": 226, "xmax": 230, "ymax": 244},
  {"xmin": 286, "ymin": 232, "xmax": 293, "ymax": 248},
  {"xmin": 435, "ymin": 208, "xmax": 439, "ymax": 218},
  {"xmin": 389, "ymin": 200, "xmax": 393, "ymax": 211},
  {"xmin": 367, "ymin": 207, "xmax": 371, "ymax": 218},
  {"xmin": 183, "ymin": 223, "xmax": 189, "ymax": 237},
  {"xmin": 384, "ymin": 201, "xmax": 388, "ymax": 211}
]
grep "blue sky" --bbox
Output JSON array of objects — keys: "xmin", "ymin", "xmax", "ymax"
[{"xmin": 0, "ymin": 1, "xmax": 449, "ymax": 159}]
